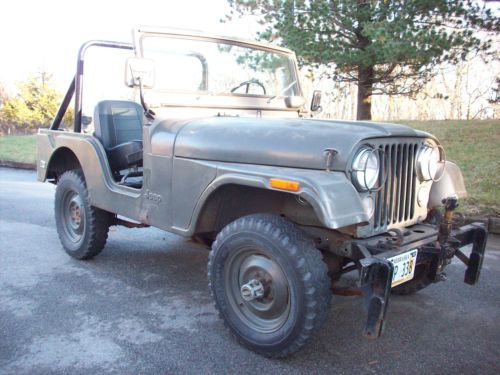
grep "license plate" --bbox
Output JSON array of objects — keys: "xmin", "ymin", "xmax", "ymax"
[{"xmin": 388, "ymin": 249, "xmax": 418, "ymax": 287}]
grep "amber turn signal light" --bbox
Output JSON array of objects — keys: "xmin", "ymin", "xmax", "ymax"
[{"xmin": 269, "ymin": 178, "xmax": 300, "ymax": 192}]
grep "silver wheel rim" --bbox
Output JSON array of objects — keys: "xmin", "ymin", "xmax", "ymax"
[
  {"xmin": 60, "ymin": 190, "xmax": 85, "ymax": 245},
  {"xmin": 224, "ymin": 247, "xmax": 290, "ymax": 333}
]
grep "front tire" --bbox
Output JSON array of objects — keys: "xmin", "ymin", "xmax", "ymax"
[
  {"xmin": 55, "ymin": 170, "xmax": 111, "ymax": 260},
  {"xmin": 208, "ymin": 214, "xmax": 331, "ymax": 358}
]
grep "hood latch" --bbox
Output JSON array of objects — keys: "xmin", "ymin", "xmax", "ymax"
[{"xmin": 324, "ymin": 148, "xmax": 338, "ymax": 172}]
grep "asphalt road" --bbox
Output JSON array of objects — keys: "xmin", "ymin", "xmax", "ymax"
[{"xmin": 0, "ymin": 167, "xmax": 499, "ymax": 375}]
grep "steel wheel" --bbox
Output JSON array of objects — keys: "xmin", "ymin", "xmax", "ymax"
[
  {"xmin": 60, "ymin": 190, "xmax": 85, "ymax": 245},
  {"xmin": 209, "ymin": 214, "xmax": 331, "ymax": 358},
  {"xmin": 225, "ymin": 248, "xmax": 290, "ymax": 333}
]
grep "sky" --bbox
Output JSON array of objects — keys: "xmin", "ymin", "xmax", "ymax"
[{"xmin": 0, "ymin": 0, "xmax": 258, "ymax": 92}]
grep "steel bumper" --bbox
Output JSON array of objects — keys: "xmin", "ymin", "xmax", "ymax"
[{"xmin": 347, "ymin": 222, "xmax": 488, "ymax": 339}]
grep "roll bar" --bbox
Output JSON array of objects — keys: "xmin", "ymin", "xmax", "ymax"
[{"xmin": 50, "ymin": 40, "xmax": 134, "ymax": 133}]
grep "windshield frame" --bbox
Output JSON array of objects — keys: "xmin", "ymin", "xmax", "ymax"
[{"xmin": 133, "ymin": 27, "xmax": 304, "ymax": 106}]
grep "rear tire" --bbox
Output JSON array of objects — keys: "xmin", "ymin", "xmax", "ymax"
[
  {"xmin": 55, "ymin": 170, "xmax": 111, "ymax": 260},
  {"xmin": 208, "ymin": 214, "xmax": 331, "ymax": 358}
]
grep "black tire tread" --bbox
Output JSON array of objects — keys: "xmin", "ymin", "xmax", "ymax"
[
  {"xmin": 208, "ymin": 214, "xmax": 331, "ymax": 358},
  {"xmin": 55, "ymin": 170, "xmax": 110, "ymax": 260}
]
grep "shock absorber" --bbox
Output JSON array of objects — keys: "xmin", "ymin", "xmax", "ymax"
[
  {"xmin": 435, "ymin": 196, "xmax": 459, "ymax": 279},
  {"xmin": 438, "ymin": 196, "xmax": 459, "ymax": 247}
]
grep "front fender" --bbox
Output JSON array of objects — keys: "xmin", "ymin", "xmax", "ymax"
[
  {"xmin": 428, "ymin": 161, "xmax": 467, "ymax": 209},
  {"xmin": 189, "ymin": 162, "xmax": 368, "ymax": 232}
]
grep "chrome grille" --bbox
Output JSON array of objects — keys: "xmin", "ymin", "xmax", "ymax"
[{"xmin": 373, "ymin": 141, "xmax": 421, "ymax": 229}]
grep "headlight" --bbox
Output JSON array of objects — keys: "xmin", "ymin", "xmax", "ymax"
[
  {"xmin": 417, "ymin": 144, "xmax": 442, "ymax": 181},
  {"xmin": 351, "ymin": 148, "xmax": 380, "ymax": 191}
]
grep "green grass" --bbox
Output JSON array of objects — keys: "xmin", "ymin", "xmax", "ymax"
[
  {"xmin": 400, "ymin": 120, "xmax": 500, "ymax": 216},
  {"xmin": 0, "ymin": 119, "xmax": 498, "ymax": 215},
  {"xmin": 0, "ymin": 135, "xmax": 36, "ymax": 164}
]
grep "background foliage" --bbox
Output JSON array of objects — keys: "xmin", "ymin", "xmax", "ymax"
[
  {"xmin": 226, "ymin": 0, "xmax": 499, "ymax": 119},
  {"xmin": 0, "ymin": 71, "xmax": 73, "ymax": 134}
]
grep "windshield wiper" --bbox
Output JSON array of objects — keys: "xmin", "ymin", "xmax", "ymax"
[{"xmin": 266, "ymin": 80, "xmax": 298, "ymax": 104}]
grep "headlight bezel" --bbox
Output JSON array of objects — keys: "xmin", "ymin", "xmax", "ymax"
[
  {"xmin": 350, "ymin": 147, "xmax": 381, "ymax": 192},
  {"xmin": 416, "ymin": 142, "xmax": 445, "ymax": 182}
]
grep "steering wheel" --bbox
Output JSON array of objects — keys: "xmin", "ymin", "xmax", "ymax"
[{"xmin": 230, "ymin": 79, "xmax": 267, "ymax": 95}]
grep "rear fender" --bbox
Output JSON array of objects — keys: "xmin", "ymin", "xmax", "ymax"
[{"xmin": 37, "ymin": 129, "xmax": 143, "ymax": 220}]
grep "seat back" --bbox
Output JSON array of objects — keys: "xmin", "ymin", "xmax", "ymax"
[{"xmin": 94, "ymin": 100, "xmax": 143, "ymax": 149}]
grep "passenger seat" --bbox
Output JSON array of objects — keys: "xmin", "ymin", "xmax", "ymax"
[{"xmin": 93, "ymin": 100, "xmax": 143, "ymax": 173}]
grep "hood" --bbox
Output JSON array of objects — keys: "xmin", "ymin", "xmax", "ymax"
[{"xmin": 171, "ymin": 117, "xmax": 431, "ymax": 170}]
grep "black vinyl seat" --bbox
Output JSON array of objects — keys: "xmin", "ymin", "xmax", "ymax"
[{"xmin": 93, "ymin": 100, "xmax": 144, "ymax": 173}]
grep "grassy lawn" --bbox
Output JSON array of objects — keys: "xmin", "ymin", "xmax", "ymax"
[
  {"xmin": 0, "ymin": 134, "xmax": 36, "ymax": 164},
  {"xmin": 0, "ymin": 119, "xmax": 498, "ymax": 215},
  {"xmin": 401, "ymin": 120, "xmax": 499, "ymax": 216}
]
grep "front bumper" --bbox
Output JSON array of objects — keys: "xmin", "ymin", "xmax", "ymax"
[{"xmin": 344, "ymin": 222, "xmax": 488, "ymax": 339}]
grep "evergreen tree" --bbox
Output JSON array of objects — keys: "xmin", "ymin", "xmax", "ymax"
[{"xmin": 226, "ymin": 0, "xmax": 498, "ymax": 119}]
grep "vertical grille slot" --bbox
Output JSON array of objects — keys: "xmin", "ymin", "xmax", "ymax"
[
  {"xmin": 373, "ymin": 140, "xmax": 419, "ymax": 229},
  {"xmin": 408, "ymin": 144, "xmax": 417, "ymax": 219},
  {"xmin": 400, "ymin": 144, "xmax": 408, "ymax": 222}
]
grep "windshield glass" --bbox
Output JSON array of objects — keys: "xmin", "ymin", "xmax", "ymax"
[{"xmin": 140, "ymin": 36, "xmax": 300, "ymax": 98}]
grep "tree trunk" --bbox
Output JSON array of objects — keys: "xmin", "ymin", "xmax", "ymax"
[{"xmin": 357, "ymin": 65, "xmax": 374, "ymax": 120}]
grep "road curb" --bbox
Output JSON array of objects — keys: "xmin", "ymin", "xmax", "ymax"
[{"xmin": 0, "ymin": 160, "xmax": 36, "ymax": 170}]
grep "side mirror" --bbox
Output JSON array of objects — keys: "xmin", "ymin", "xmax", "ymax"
[
  {"xmin": 310, "ymin": 90, "xmax": 322, "ymax": 112},
  {"xmin": 285, "ymin": 96, "xmax": 305, "ymax": 109},
  {"xmin": 125, "ymin": 57, "xmax": 155, "ymax": 88}
]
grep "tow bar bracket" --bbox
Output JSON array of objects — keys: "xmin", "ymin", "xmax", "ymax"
[
  {"xmin": 451, "ymin": 223, "xmax": 488, "ymax": 285},
  {"xmin": 359, "ymin": 254, "xmax": 393, "ymax": 340}
]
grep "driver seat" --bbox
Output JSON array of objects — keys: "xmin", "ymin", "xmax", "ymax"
[{"xmin": 93, "ymin": 100, "xmax": 143, "ymax": 173}]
